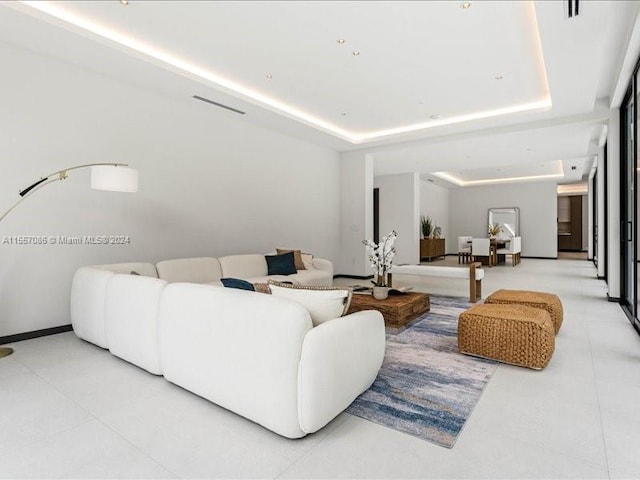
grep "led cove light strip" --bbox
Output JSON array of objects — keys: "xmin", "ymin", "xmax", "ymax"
[
  {"xmin": 433, "ymin": 171, "xmax": 564, "ymax": 186},
  {"xmin": 557, "ymin": 183, "xmax": 587, "ymax": 194},
  {"xmin": 19, "ymin": 0, "xmax": 552, "ymax": 145}
]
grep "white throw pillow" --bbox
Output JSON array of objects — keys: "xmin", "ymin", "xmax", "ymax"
[
  {"xmin": 301, "ymin": 253, "xmax": 314, "ymax": 270},
  {"xmin": 268, "ymin": 281, "xmax": 352, "ymax": 326}
]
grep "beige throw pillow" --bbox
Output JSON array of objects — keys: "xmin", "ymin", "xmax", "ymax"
[
  {"xmin": 276, "ymin": 248, "xmax": 305, "ymax": 270},
  {"xmin": 300, "ymin": 253, "xmax": 314, "ymax": 270},
  {"xmin": 268, "ymin": 281, "xmax": 352, "ymax": 326}
]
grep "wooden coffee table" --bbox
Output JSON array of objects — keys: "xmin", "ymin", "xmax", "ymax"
[{"xmin": 347, "ymin": 292, "xmax": 430, "ymax": 330}]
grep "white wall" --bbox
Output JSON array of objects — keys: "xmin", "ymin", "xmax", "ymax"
[
  {"xmin": 420, "ymin": 180, "xmax": 450, "ymax": 252},
  {"xmin": 374, "ymin": 173, "xmax": 420, "ymax": 265},
  {"xmin": 338, "ymin": 151, "xmax": 374, "ymax": 277},
  {"xmin": 449, "ymin": 182, "xmax": 558, "ymax": 258},
  {"xmin": 0, "ymin": 41, "xmax": 341, "ymax": 337}
]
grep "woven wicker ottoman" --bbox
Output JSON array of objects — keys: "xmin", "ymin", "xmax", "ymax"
[
  {"xmin": 458, "ymin": 303, "xmax": 555, "ymax": 370},
  {"xmin": 485, "ymin": 289, "xmax": 563, "ymax": 334}
]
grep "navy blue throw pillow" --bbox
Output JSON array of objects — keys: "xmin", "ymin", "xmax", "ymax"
[
  {"xmin": 220, "ymin": 277, "xmax": 255, "ymax": 291},
  {"xmin": 265, "ymin": 252, "xmax": 297, "ymax": 275}
]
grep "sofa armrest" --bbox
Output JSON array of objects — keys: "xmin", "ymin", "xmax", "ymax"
[
  {"xmin": 70, "ymin": 266, "xmax": 115, "ymax": 348},
  {"xmin": 311, "ymin": 258, "xmax": 333, "ymax": 277},
  {"xmin": 297, "ymin": 310, "xmax": 385, "ymax": 433}
]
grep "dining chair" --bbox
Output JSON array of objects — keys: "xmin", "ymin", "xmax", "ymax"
[
  {"xmin": 472, "ymin": 238, "xmax": 494, "ymax": 267},
  {"xmin": 457, "ymin": 236, "xmax": 472, "ymax": 264},
  {"xmin": 496, "ymin": 236, "xmax": 521, "ymax": 266}
]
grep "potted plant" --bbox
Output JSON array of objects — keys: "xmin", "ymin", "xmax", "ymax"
[
  {"xmin": 488, "ymin": 223, "xmax": 501, "ymax": 238},
  {"xmin": 362, "ymin": 230, "xmax": 398, "ymax": 300},
  {"xmin": 421, "ymin": 216, "xmax": 432, "ymax": 239}
]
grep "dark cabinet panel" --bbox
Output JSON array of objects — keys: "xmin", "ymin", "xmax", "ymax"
[
  {"xmin": 558, "ymin": 235, "xmax": 572, "ymax": 250},
  {"xmin": 570, "ymin": 195, "xmax": 583, "ymax": 250}
]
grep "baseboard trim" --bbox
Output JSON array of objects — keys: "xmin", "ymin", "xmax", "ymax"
[
  {"xmin": 0, "ymin": 324, "xmax": 73, "ymax": 346},
  {"xmin": 521, "ymin": 256, "xmax": 558, "ymax": 260},
  {"xmin": 333, "ymin": 274, "xmax": 374, "ymax": 280},
  {"xmin": 607, "ymin": 295, "xmax": 622, "ymax": 303}
]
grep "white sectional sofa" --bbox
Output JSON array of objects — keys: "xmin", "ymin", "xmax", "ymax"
[{"xmin": 70, "ymin": 254, "xmax": 385, "ymax": 438}]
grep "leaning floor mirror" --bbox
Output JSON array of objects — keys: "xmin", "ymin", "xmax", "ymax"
[{"xmin": 488, "ymin": 207, "xmax": 519, "ymax": 239}]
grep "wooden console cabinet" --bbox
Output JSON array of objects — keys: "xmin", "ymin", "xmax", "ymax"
[{"xmin": 420, "ymin": 238, "xmax": 445, "ymax": 261}]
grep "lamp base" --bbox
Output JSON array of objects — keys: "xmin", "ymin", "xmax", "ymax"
[{"xmin": 0, "ymin": 347, "xmax": 14, "ymax": 358}]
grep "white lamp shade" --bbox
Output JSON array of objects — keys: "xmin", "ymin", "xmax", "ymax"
[{"xmin": 91, "ymin": 166, "xmax": 138, "ymax": 192}]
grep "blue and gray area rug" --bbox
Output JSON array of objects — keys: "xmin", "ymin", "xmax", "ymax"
[{"xmin": 346, "ymin": 295, "xmax": 497, "ymax": 448}]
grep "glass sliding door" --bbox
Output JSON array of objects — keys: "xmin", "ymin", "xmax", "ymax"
[
  {"xmin": 621, "ymin": 87, "xmax": 635, "ymax": 320},
  {"xmin": 593, "ymin": 172, "xmax": 598, "ymax": 267},
  {"xmin": 620, "ymin": 67, "xmax": 640, "ymax": 331},
  {"xmin": 636, "ymin": 68, "xmax": 640, "ymax": 327}
]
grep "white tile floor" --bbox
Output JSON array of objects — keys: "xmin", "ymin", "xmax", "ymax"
[{"xmin": 1, "ymin": 258, "xmax": 639, "ymax": 479}]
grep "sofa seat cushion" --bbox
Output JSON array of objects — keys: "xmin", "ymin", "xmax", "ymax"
[
  {"xmin": 287, "ymin": 269, "xmax": 333, "ymax": 287},
  {"xmin": 247, "ymin": 275, "xmax": 297, "ymax": 285},
  {"xmin": 269, "ymin": 281, "xmax": 352, "ymax": 326}
]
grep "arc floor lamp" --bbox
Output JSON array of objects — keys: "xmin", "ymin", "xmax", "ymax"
[{"xmin": 0, "ymin": 163, "xmax": 139, "ymax": 359}]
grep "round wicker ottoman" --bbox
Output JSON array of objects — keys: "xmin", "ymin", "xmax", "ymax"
[
  {"xmin": 485, "ymin": 289, "xmax": 563, "ymax": 334},
  {"xmin": 458, "ymin": 303, "xmax": 555, "ymax": 370}
]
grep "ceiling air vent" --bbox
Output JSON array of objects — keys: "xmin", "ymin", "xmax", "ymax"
[
  {"xmin": 566, "ymin": 0, "xmax": 579, "ymax": 19},
  {"xmin": 192, "ymin": 95, "xmax": 245, "ymax": 115}
]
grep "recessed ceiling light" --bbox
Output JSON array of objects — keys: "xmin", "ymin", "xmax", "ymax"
[
  {"xmin": 120, "ymin": 0, "xmax": 128, "ymax": 5},
  {"xmin": 337, "ymin": 39, "xmax": 346, "ymax": 44},
  {"xmin": 352, "ymin": 51, "xmax": 360, "ymax": 56},
  {"xmin": 340, "ymin": 112, "xmax": 347, "ymax": 116},
  {"xmin": 526, "ymin": 148, "xmax": 532, "ymax": 152},
  {"xmin": 461, "ymin": 2, "xmax": 472, "ymax": 9},
  {"xmin": 429, "ymin": 114, "xmax": 441, "ymax": 120},
  {"xmin": 266, "ymin": 74, "xmax": 273, "ymax": 79},
  {"xmin": 494, "ymin": 74, "xmax": 504, "ymax": 80}
]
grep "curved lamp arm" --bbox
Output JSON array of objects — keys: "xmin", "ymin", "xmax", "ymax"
[{"xmin": 0, "ymin": 162, "xmax": 137, "ymax": 223}]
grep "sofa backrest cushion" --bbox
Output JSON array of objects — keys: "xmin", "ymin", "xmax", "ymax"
[
  {"xmin": 70, "ymin": 266, "xmax": 114, "ymax": 349},
  {"xmin": 158, "ymin": 284, "xmax": 312, "ymax": 438},
  {"xmin": 218, "ymin": 254, "xmax": 268, "ymax": 279},
  {"xmin": 156, "ymin": 257, "xmax": 222, "ymax": 284},
  {"xmin": 96, "ymin": 262, "xmax": 158, "ymax": 278},
  {"xmin": 105, "ymin": 274, "xmax": 167, "ymax": 375},
  {"xmin": 268, "ymin": 281, "xmax": 353, "ymax": 326}
]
